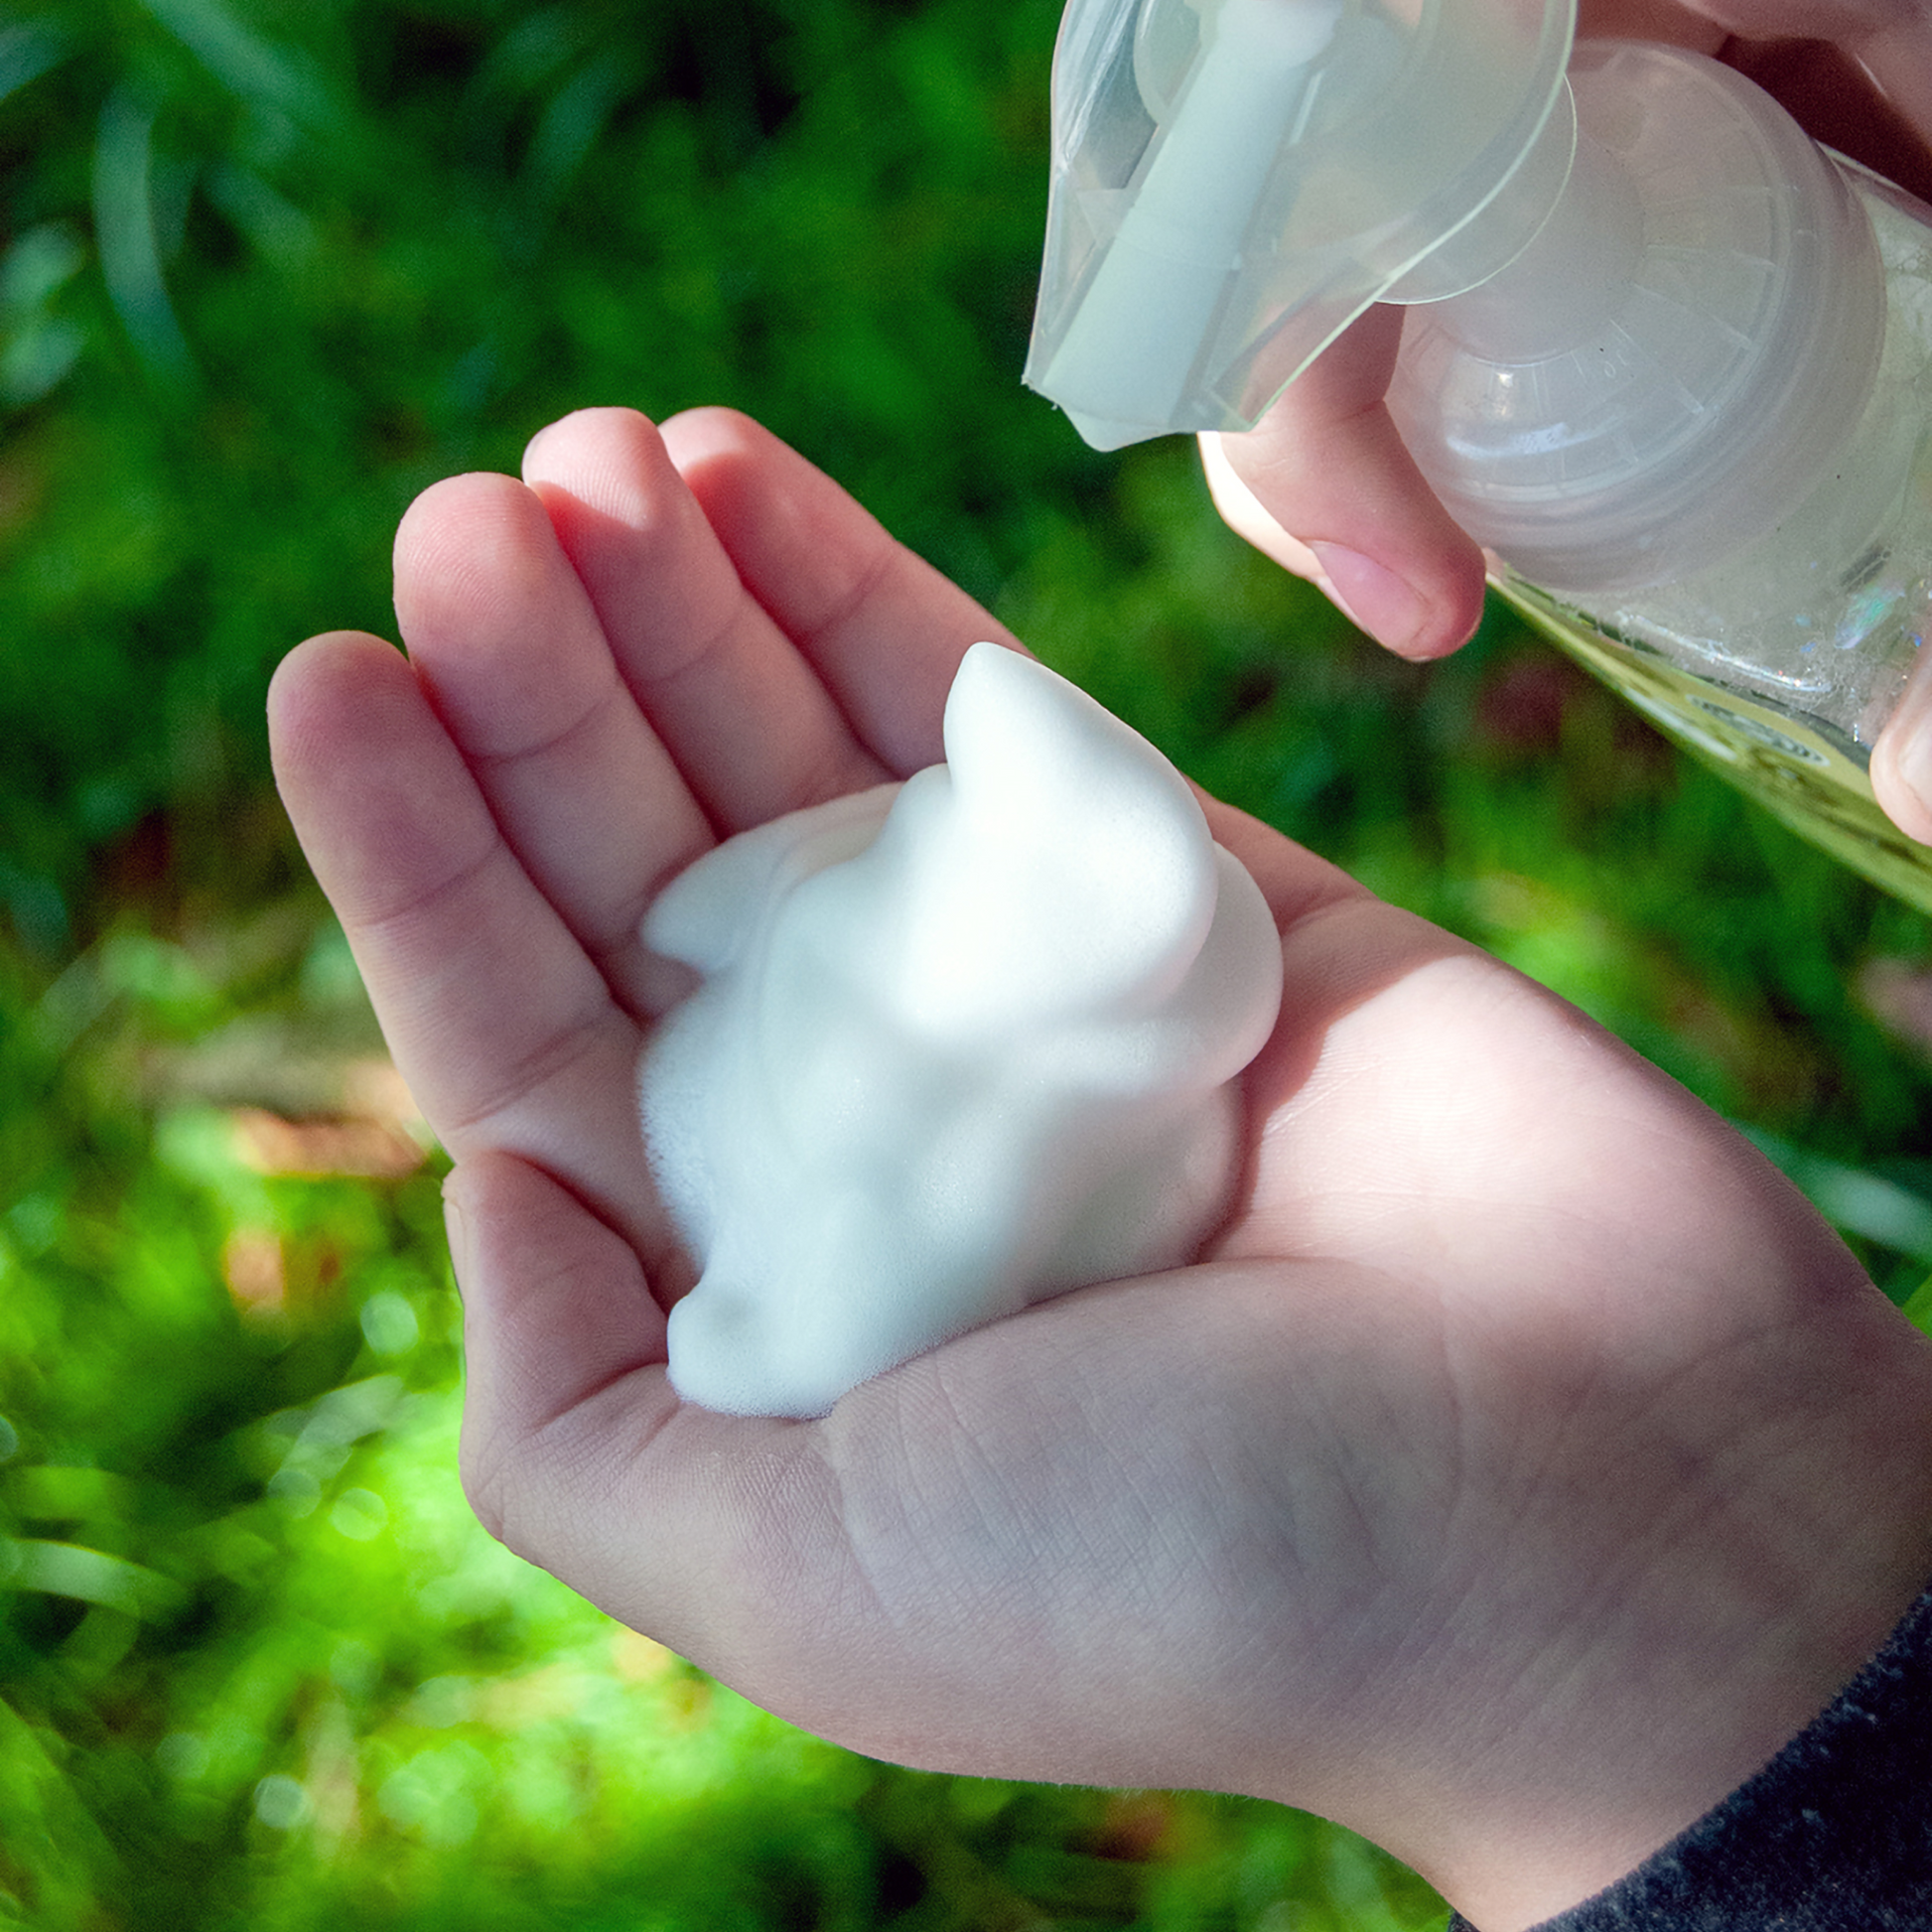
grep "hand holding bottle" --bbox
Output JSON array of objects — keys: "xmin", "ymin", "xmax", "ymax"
[{"xmin": 1204, "ymin": 0, "xmax": 1932, "ymax": 842}]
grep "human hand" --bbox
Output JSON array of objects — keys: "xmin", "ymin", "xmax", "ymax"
[
  {"xmin": 1203, "ymin": 0, "xmax": 1932, "ymax": 840},
  {"xmin": 269, "ymin": 407, "xmax": 1932, "ymax": 1932}
]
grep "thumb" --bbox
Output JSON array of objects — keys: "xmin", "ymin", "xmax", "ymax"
[
  {"xmin": 446, "ymin": 1150, "xmax": 673, "ymax": 1561},
  {"xmin": 1201, "ymin": 305, "xmax": 1488, "ymax": 661},
  {"xmin": 443, "ymin": 1150, "xmax": 840, "ymax": 1680}
]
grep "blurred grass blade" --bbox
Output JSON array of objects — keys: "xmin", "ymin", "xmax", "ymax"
[
  {"xmin": 1810, "ymin": 1168, "xmax": 1932, "ymax": 1261},
  {"xmin": 1901, "ymin": 1273, "xmax": 1932, "ymax": 1337},
  {"xmin": 9, "ymin": 1465, "xmax": 135, "ymax": 1522},
  {"xmin": 206, "ymin": 161, "xmax": 318, "ymax": 271},
  {"xmin": 91, "ymin": 86, "xmax": 199, "ymax": 390},
  {"xmin": 0, "ymin": 223, "xmax": 85, "ymax": 316},
  {"xmin": 513, "ymin": 48, "xmax": 639, "ymax": 240},
  {"xmin": 0, "ymin": 19, "xmax": 69, "ymax": 110},
  {"xmin": 1, "ymin": 1539, "xmax": 185, "ymax": 1618},
  {"xmin": 0, "ymin": 223, "xmax": 88, "ymax": 409},
  {"xmin": 0, "ymin": 1694, "xmax": 120, "ymax": 1926},
  {"xmin": 1742, "ymin": 1127, "xmax": 1932, "ymax": 1264},
  {"xmin": 137, "ymin": 0, "xmax": 338, "ymax": 133}
]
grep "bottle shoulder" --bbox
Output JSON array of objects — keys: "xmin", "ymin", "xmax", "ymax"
[{"xmin": 1390, "ymin": 42, "xmax": 1888, "ymax": 597}]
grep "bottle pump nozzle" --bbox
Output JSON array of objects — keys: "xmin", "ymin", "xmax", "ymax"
[
  {"xmin": 1026, "ymin": 0, "xmax": 1578, "ymax": 450},
  {"xmin": 1031, "ymin": 0, "xmax": 1346, "ymax": 444}
]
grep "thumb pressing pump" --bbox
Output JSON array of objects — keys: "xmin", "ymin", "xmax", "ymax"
[{"xmin": 1025, "ymin": 0, "xmax": 1932, "ymax": 911}]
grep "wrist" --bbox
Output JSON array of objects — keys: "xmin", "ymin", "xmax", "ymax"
[{"xmin": 1318, "ymin": 1287, "xmax": 1932, "ymax": 1932}]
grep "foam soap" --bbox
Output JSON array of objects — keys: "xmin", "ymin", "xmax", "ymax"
[{"xmin": 639, "ymin": 643, "xmax": 1284, "ymax": 1419}]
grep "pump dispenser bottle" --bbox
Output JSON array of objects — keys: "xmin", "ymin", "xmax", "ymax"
[{"xmin": 1025, "ymin": 0, "xmax": 1932, "ymax": 911}]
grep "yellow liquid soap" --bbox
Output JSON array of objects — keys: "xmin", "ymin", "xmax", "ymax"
[{"xmin": 1494, "ymin": 573, "xmax": 1932, "ymax": 917}]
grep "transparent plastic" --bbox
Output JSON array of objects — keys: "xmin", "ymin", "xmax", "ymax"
[
  {"xmin": 1026, "ymin": 0, "xmax": 1575, "ymax": 448},
  {"xmin": 1395, "ymin": 70, "xmax": 1932, "ymax": 913},
  {"xmin": 1482, "ymin": 157, "xmax": 1932, "ymax": 916},
  {"xmin": 1026, "ymin": 2, "xmax": 1932, "ymax": 910},
  {"xmin": 1573, "ymin": 164, "xmax": 1932, "ymax": 754},
  {"xmin": 1389, "ymin": 46, "xmax": 1890, "ymax": 602}
]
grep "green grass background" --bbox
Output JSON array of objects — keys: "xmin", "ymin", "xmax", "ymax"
[{"xmin": 6, "ymin": 2, "xmax": 1932, "ymax": 1927}]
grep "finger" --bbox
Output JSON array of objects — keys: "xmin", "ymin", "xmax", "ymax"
[
  {"xmin": 661, "ymin": 407, "xmax": 1027, "ymax": 776},
  {"xmin": 392, "ymin": 470, "xmax": 713, "ymax": 1017},
  {"xmin": 1671, "ymin": 0, "xmax": 1927, "ymax": 37},
  {"xmin": 268, "ymin": 631, "xmax": 666, "ymax": 1263},
  {"xmin": 1578, "ymin": 0, "xmax": 1726, "ymax": 47},
  {"xmin": 1855, "ymin": 24, "xmax": 1932, "ymax": 175},
  {"xmin": 1868, "ymin": 647, "xmax": 1932, "ymax": 845},
  {"xmin": 1584, "ymin": 0, "xmax": 1927, "ymax": 128},
  {"xmin": 1203, "ymin": 307, "xmax": 1489, "ymax": 661},
  {"xmin": 521, "ymin": 408, "xmax": 892, "ymax": 832},
  {"xmin": 1585, "ymin": 4, "xmax": 1932, "ymax": 202},
  {"xmin": 1715, "ymin": 34, "xmax": 1932, "ymax": 205}
]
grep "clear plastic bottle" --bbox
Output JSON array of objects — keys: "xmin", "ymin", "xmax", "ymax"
[
  {"xmin": 1026, "ymin": 1, "xmax": 1932, "ymax": 912},
  {"xmin": 1389, "ymin": 44, "xmax": 1932, "ymax": 909}
]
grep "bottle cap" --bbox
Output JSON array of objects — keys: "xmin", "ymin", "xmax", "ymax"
[{"xmin": 1389, "ymin": 42, "xmax": 1888, "ymax": 593}]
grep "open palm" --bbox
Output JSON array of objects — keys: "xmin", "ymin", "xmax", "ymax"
[{"xmin": 269, "ymin": 407, "xmax": 1932, "ymax": 1932}]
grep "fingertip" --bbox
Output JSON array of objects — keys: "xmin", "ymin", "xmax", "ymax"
[
  {"xmin": 268, "ymin": 626, "xmax": 382, "ymax": 711},
  {"xmin": 1379, "ymin": 563, "xmax": 1488, "ymax": 663},
  {"xmin": 267, "ymin": 630, "xmax": 408, "ymax": 776},
  {"xmin": 393, "ymin": 471, "xmax": 545, "ymax": 616},
  {"xmin": 1304, "ymin": 542, "xmax": 1437, "ymax": 660},
  {"xmin": 521, "ymin": 405, "xmax": 659, "ymax": 480},
  {"xmin": 1870, "ymin": 683, "xmax": 1932, "ymax": 848},
  {"xmin": 658, "ymin": 404, "xmax": 766, "ymax": 475},
  {"xmin": 1304, "ymin": 548, "xmax": 1485, "ymax": 661},
  {"xmin": 519, "ymin": 406, "xmax": 676, "ymax": 512},
  {"xmin": 1202, "ymin": 435, "xmax": 1483, "ymax": 661},
  {"xmin": 654, "ymin": 411, "xmax": 796, "ymax": 547},
  {"xmin": 1200, "ymin": 310, "xmax": 1488, "ymax": 661}
]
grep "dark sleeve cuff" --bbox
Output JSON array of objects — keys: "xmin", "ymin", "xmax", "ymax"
[{"xmin": 1447, "ymin": 1583, "xmax": 1932, "ymax": 1932}]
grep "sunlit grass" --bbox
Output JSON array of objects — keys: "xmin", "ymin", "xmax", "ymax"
[{"xmin": 5, "ymin": 2, "xmax": 1932, "ymax": 1927}]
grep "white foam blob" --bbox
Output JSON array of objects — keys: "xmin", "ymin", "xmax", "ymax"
[{"xmin": 639, "ymin": 643, "xmax": 1285, "ymax": 1418}]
